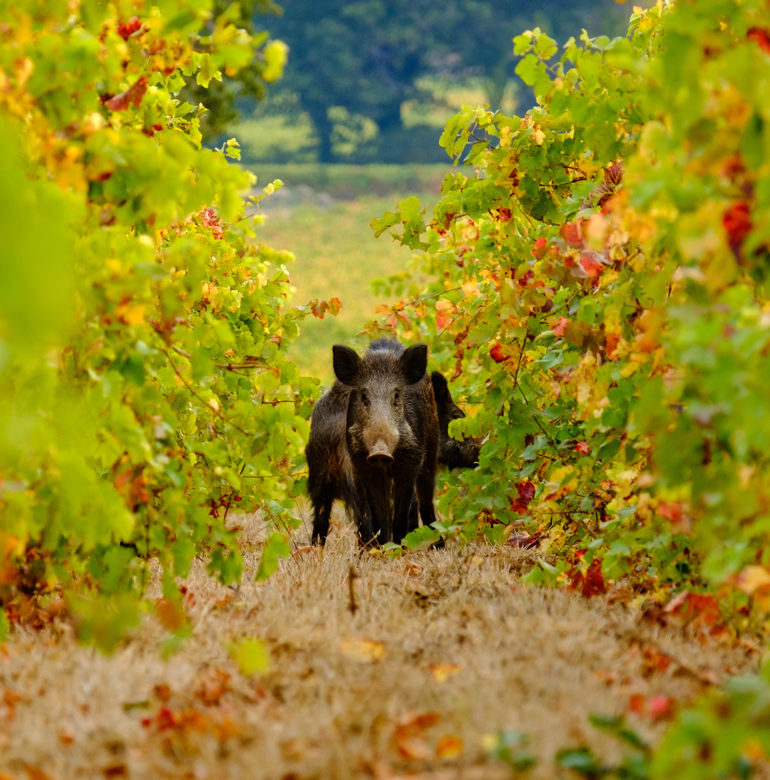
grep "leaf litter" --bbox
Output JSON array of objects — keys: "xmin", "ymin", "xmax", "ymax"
[{"xmin": 0, "ymin": 510, "xmax": 762, "ymax": 779}]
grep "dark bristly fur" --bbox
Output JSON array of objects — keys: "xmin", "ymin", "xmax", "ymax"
[
  {"xmin": 306, "ymin": 339, "xmax": 439, "ymax": 546},
  {"xmin": 431, "ymin": 371, "xmax": 482, "ymax": 470}
]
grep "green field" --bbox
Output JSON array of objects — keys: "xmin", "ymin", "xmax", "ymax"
[{"xmin": 253, "ymin": 165, "xmax": 449, "ymax": 382}]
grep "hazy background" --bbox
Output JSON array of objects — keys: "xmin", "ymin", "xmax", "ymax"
[{"xmin": 203, "ymin": 0, "xmax": 635, "ymax": 376}]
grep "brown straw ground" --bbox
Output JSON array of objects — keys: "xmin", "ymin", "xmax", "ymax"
[{"xmin": 0, "ymin": 509, "xmax": 761, "ymax": 779}]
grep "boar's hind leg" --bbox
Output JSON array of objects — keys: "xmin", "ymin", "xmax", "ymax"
[
  {"xmin": 416, "ymin": 468, "xmax": 437, "ymax": 531},
  {"xmin": 308, "ymin": 463, "xmax": 336, "ymax": 545},
  {"xmin": 310, "ymin": 487, "xmax": 334, "ymax": 545}
]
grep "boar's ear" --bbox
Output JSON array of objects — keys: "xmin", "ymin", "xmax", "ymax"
[
  {"xmin": 400, "ymin": 344, "xmax": 428, "ymax": 385},
  {"xmin": 332, "ymin": 345, "xmax": 361, "ymax": 386},
  {"xmin": 431, "ymin": 371, "xmax": 450, "ymax": 406}
]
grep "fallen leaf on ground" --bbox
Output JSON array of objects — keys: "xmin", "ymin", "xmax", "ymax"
[
  {"xmin": 430, "ymin": 663, "xmax": 461, "ymax": 683},
  {"xmin": 339, "ymin": 638, "xmax": 385, "ymax": 662},
  {"xmin": 436, "ymin": 735, "xmax": 464, "ymax": 759}
]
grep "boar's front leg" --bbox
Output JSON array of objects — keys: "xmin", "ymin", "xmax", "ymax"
[
  {"xmin": 352, "ymin": 473, "xmax": 390, "ymax": 546},
  {"xmin": 392, "ymin": 480, "xmax": 419, "ymax": 544}
]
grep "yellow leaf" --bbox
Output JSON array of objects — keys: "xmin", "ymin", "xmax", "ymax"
[
  {"xmin": 115, "ymin": 301, "xmax": 146, "ymax": 326},
  {"xmin": 736, "ymin": 566, "xmax": 770, "ymax": 596},
  {"xmin": 339, "ymin": 638, "xmax": 385, "ymax": 662},
  {"xmin": 229, "ymin": 638, "xmax": 271, "ymax": 676},
  {"xmin": 430, "ymin": 663, "xmax": 461, "ymax": 683}
]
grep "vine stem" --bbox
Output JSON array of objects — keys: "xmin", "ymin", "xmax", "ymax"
[{"xmin": 159, "ymin": 346, "xmax": 251, "ymax": 436}]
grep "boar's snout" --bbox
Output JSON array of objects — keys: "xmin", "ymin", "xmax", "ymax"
[{"xmin": 367, "ymin": 440, "xmax": 394, "ymax": 467}]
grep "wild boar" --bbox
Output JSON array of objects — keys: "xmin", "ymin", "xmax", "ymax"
[{"xmin": 306, "ymin": 339, "xmax": 439, "ymax": 545}]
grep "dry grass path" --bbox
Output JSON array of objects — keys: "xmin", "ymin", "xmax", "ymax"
[{"xmin": 0, "ymin": 513, "xmax": 760, "ymax": 779}]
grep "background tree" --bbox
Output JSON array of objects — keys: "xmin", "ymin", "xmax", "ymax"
[{"xmin": 264, "ymin": 0, "xmax": 627, "ymax": 162}]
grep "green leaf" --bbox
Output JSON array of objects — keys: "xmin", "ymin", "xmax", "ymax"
[
  {"xmin": 67, "ymin": 592, "xmax": 143, "ymax": 654},
  {"xmin": 402, "ymin": 525, "xmax": 441, "ymax": 551},
  {"xmin": 556, "ymin": 746, "xmax": 602, "ymax": 774},
  {"xmin": 228, "ymin": 637, "xmax": 271, "ymax": 676},
  {"xmin": 256, "ymin": 531, "xmax": 290, "ymax": 581}
]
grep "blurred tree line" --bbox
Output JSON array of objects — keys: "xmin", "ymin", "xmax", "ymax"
[{"xmin": 204, "ymin": 0, "xmax": 629, "ymax": 163}]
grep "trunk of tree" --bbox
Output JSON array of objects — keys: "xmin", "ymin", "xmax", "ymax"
[
  {"xmin": 307, "ymin": 105, "xmax": 335, "ymax": 163},
  {"xmin": 374, "ymin": 101, "xmax": 403, "ymax": 134}
]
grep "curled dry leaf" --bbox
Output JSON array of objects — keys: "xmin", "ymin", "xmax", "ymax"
[{"xmin": 339, "ymin": 638, "xmax": 385, "ymax": 662}]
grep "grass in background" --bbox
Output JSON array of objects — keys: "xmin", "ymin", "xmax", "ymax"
[
  {"xmin": 252, "ymin": 163, "xmax": 449, "ymax": 382},
  {"xmin": 252, "ymin": 162, "xmax": 449, "ymax": 201},
  {"xmin": 256, "ymin": 193, "xmax": 424, "ymax": 383}
]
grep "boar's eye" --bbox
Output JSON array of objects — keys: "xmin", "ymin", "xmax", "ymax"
[
  {"xmin": 392, "ymin": 388, "xmax": 400, "ymax": 407},
  {"xmin": 360, "ymin": 389, "xmax": 370, "ymax": 408}
]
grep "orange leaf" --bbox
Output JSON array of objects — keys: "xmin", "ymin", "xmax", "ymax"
[
  {"xmin": 156, "ymin": 598, "xmax": 187, "ymax": 632},
  {"xmin": 552, "ymin": 316, "xmax": 570, "ymax": 336},
  {"xmin": 560, "ymin": 220, "xmax": 584, "ymax": 247},
  {"xmin": 106, "ymin": 76, "xmax": 148, "ymax": 111},
  {"xmin": 393, "ymin": 711, "xmax": 441, "ymax": 761},
  {"xmin": 436, "ymin": 735, "xmax": 464, "ymax": 759}
]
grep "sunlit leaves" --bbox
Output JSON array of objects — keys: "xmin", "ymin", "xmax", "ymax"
[
  {"xmin": 0, "ymin": 0, "xmax": 312, "ymax": 650},
  {"xmin": 377, "ymin": 0, "xmax": 770, "ymax": 613}
]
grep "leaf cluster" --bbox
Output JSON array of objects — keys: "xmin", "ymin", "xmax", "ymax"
[
  {"xmin": 375, "ymin": 0, "xmax": 770, "ymax": 615},
  {"xmin": 374, "ymin": 1, "xmax": 770, "ymax": 773},
  {"xmin": 0, "ymin": 0, "xmax": 311, "ymax": 648}
]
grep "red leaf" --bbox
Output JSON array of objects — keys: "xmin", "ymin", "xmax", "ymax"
[
  {"xmin": 579, "ymin": 251, "xmax": 604, "ymax": 277},
  {"xmin": 722, "ymin": 201, "xmax": 752, "ymax": 252},
  {"xmin": 567, "ymin": 557, "xmax": 607, "ymax": 598},
  {"xmin": 531, "ymin": 237, "xmax": 547, "ymax": 259},
  {"xmin": 629, "ymin": 693, "xmax": 675, "ymax": 721},
  {"xmin": 117, "ymin": 17, "xmax": 142, "ymax": 40},
  {"xmin": 490, "ymin": 344, "xmax": 507, "ymax": 363},
  {"xmin": 517, "ymin": 269, "xmax": 534, "ymax": 287},
  {"xmin": 200, "ymin": 208, "xmax": 224, "ymax": 240},
  {"xmin": 510, "ymin": 479, "xmax": 535, "ymax": 514},
  {"xmin": 604, "ymin": 162, "xmax": 623, "ymax": 186},
  {"xmin": 506, "ymin": 531, "xmax": 543, "ymax": 550},
  {"xmin": 663, "ymin": 590, "xmax": 729, "ymax": 638},
  {"xmin": 648, "ymin": 694, "xmax": 674, "ymax": 721},
  {"xmin": 748, "ymin": 27, "xmax": 770, "ymax": 54},
  {"xmin": 641, "ymin": 646, "xmax": 672, "ymax": 675},
  {"xmin": 575, "ymin": 441, "xmax": 591, "ymax": 454},
  {"xmin": 106, "ymin": 76, "xmax": 148, "ymax": 111}
]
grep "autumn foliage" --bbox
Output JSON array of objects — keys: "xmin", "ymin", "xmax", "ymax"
[
  {"xmin": 0, "ymin": 0, "xmax": 312, "ymax": 645},
  {"xmin": 376, "ymin": 0, "xmax": 770, "ymax": 618},
  {"xmin": 370, "ymin": 0, "xmax": 770, "ymax": 772}
]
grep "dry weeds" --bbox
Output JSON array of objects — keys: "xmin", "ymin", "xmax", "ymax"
[{"xmin": 0, "ymin": 511, "xmax": 760, "ymax": 779}]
